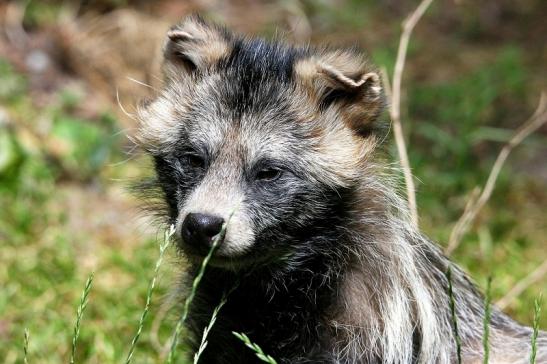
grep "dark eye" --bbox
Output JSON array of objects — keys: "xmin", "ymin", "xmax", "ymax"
[
  {"xmin": 186, "ymin": 154, "xmax": 205, "ymax": 169},
  {"xmin": 256, "ymin": 168, "xmax": 282, "ymax": 182}
]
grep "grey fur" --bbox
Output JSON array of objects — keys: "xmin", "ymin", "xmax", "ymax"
[{"xmin": 136, "ymin": 15, "xmax": 546, "ymax": 364}]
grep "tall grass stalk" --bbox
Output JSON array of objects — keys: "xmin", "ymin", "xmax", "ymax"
[
  {"xmin": 530, "ymin": 294, "xmax": 542, "ymax": 364},
  {"xmin": 446, "ymin": 266, "xmax": 462, "ymax": 364},
  {"xmin": 70, "ymin": 273, "xmax": 94, "ymax": 364},
  {"xmin": 232, "ymin": 332, "xmax": 278, "ymax": 364},
  {"xmin": 125, "ymin": 225, "xmax": 175, "ymax": 364},
  {"xmin": 23, "ymin": 328, "xmax": 29, "ymax": 364},
  {"xmin": 166, "ymin": 212, "xmax": 233, "ymax": 364},
  {"xmin": 193, "ymin": 282, "xmax": 239, "ymax": 364},
  {"xmin": 482, "ymin": 277, "xmax": 492, "ymax": 364}
]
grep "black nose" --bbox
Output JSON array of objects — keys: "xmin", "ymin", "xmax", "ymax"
[{"xmin": 181, "ymin": 213, "xmax": 225, "ymax": 249}]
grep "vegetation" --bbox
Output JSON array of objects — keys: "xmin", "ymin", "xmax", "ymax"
[
  {"xmin": 0, "ymin": 1, "xmax": 545, "ymax": 363},
  {"xmin": 531, "ymin": 296, "xmax": 543, "ymax": 363},
  {"xmin": 482, "ymin": 277, "xmax": 492, "ymax": 364},
  {"xmin": 232, "ymin": 332, "xmax": 278, "ymax": 364},
  {"xmin": 71, "ymin": 273, "xmax": 94, "ymax": 364},
  {"xmin": 445, "ymin": 267, "xmax": 462, "ymax": 364}
]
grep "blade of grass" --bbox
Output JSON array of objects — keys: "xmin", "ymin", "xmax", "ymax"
[
  {"xmin": 70, "ymin": 273, "xmax": 94, "ymax": 364},
  {"xmin": 446, "ymin": 266, "xmax": 462, "ymax": 364},
  {"xmin": 530, "ymin": 294, "xmax": 542, "ymax": 364},
  {"xmin": 232, "ymin": 332, "xmax": 278, "ymax": 364},
  {"xmin": 23, "ymin": 328, "xmax": 29, "ymax": 364},
  {"xmin": 482, "ymin": 277, "xmax": 492, "ymax": 364},
  {"xmin": 125, "ymin": 225, "xmax": 175, "ymax": 364},
  {"xmin": 193, "ymin": 282, "xmax": 240, "ymax": 364},
  {"xmin": 166, "ymin": 211, "xmax": 234, "ymax": 364}
]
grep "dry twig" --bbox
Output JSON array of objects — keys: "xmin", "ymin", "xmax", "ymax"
[
  {"xmin": 496, "ymin": 260, "xmax": 547, "ymax": 310},
  {"xmin": 446, "ymin": 92, "xmax": 547, "ymax": 255},
  {"xmin": 388, "ymin": 0, "xmax": 434, "ymax": 227}
]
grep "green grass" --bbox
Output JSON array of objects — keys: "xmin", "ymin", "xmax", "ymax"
[
  {"xmin": 482, "ymin": 277, "xmax": 492, "ymax": 363},
  {"xmin": 125, "ymin": 226, "xmax": 173, "ymax": 364},
  {"xmin": 446, "ymin": 266, "xmax": 462, "ymax": 364},
  {"xmin": 193, "ymin": 297, "xmax": 227, "ymax": 364},
  {"xmin": 167, "ymin": 213, "xmax": 233, "ymax": 363},
  {"xmin": 232, "ymin": 332, "xmax": 278, "ymax": 364},
  {"xmin": 23, "ymin": 329, "xmax": 29, "ymax": 364},
  {"xmin": 193, "ymin": 283, "xmax": 239, "ymax": 364},
  {"xmin": 530, "ymin": 295, "xmax": 542, "ymax": 364},
  {"xmin": 71, "ymin": 274, "xmax": 94, "ymax": 364}
]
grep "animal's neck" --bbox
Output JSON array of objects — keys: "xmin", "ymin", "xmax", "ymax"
[{"xmin": 187, "ymin": 226, "xmax": 352, "ymax": 362}]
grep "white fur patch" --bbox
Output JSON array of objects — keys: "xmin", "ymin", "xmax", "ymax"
[{"xmin": 177, "ymin": 176, "xmax": 255, "ymax": 257}]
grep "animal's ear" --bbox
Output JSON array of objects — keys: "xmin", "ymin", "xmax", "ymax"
[
  {"xmin": 294, "ymin": 50, "xmax": 384, "ymax": 136},
  {"xmin": 163, "ymin": 15, "xmax": 231, "ymax": 77}
]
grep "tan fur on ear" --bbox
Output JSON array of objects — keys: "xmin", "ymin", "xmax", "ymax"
[
  {"xmin": 163, "ymin": 15, "xmax": 231, "ymax": 75},
  {"xmin": 294, "ymin": 50, "xmax": 384, "ymax": 135},
  {"xmin": 167, "ymin": 30, "xmax": 195, "ymax": 42},
  {"xmin": 318, "ymin": 64, "xmax": 381, "ymax": 93}
]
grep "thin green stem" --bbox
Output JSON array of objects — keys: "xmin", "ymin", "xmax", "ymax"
[
  {"xmin": 70, "ymin": 273, "xmax": 94, "ymax": 364},
  {"xmin": 446, "ymin": 266, "xmax": 462, "ymax": 364},
  {"xmin": 232, "ymin": 332, "xmax": 278, "ymax": 364},
  {"xmin": 23, "ymin": 328, "xmax": 29, "ymax": 364},
  {"xmin": 166, "ymin": 212, "xmax": 233, "ymax": 364},
  {"xmin": 193, "ymin": 282, "xmax": 239, "ymax": 364},
  {"xmin": 125, "ymin": 225, "xmax": 175, "ymax": 364},
  {"xmin": 482, "ymin": 277, "xmax": 492, "ymax": 364},
  {"xmin": 530, "ymin": 294, "xmax": 542, "ymax": 364}
]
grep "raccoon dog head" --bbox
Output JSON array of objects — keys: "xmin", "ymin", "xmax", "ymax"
[{"xmin": 137, "ymin": 15, "xmax": 384, "ymax": 269}]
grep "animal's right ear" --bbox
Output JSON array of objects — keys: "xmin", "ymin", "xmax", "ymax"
[{"xmin": 163, "ymin": 15, "xmax": 231, "ymax": 77}]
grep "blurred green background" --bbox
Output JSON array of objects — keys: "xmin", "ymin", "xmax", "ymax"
[{"xmin": 1, "ymin": 0, "xmax": 545, "ymax": 363}]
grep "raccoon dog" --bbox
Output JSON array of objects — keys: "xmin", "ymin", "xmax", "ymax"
[{"xmin": 135, "ymin": 15, "xmax": 546, "ymax": 364}]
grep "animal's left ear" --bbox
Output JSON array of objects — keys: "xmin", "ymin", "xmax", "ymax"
[{"xmin": 294, "ymin": 50, "xmax": 384, "ymax": 136}]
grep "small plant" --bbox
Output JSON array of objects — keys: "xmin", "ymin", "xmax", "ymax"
[
  {"xmin": 446, "ymin": 266, "xmax": 462, "ymax": 364},
  {"xmin": 193, "ymin": 298, "xmax": 227, "ymax": 364},
  {"xmin": 70, "ymin": 273, "xmax": 94, "ymax": 364},
  {"xmin": 482, "ymin": 277, "xmax": 492, "ymax": 364},
  {"xmin": 530, "ymin": 295, "xmax": 542, "ymax": 364},
  {"xmin": 167, "ymin": 211, "xmax": 234, "ymax": 364},
  {"xmin": 23, "ymin": 328, "xmax": 29, "ymax": 364},
  {"xmin": 232, "ymin": 332, "xmax": 278, "ymax": 364},
  {"xmin": 193, "ymin": 282, "xmax": 239, "ymax": 364},
  {"xmin": 125, "ymin": 225, "xmax": 175, "ymax": 364}
]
